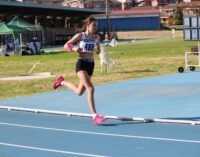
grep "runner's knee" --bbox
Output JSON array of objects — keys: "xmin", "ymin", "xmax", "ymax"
[
  {"xmin": 86, "ymin": 86, "xmax": 94, "ymax": 94},
  {"xmin": 75, "ymin": 90, "xmax": 85, "ymax": 96}
]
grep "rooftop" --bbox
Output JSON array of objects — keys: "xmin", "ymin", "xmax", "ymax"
[
  {"xmin": 111, "ymin": 8, "xmax": 160, "ymax": 15},
  {"xmin": 0, "ymin": 1, "xmax": 105, "ymax": 16}
]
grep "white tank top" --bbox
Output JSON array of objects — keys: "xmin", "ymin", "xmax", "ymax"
[{"xmin": 79, "ymin": 32, "xmax": 97, "ymax": 53}]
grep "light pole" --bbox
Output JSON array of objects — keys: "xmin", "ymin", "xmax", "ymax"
[{"xmin": 105, "ymin": 0, "xmax": 110, "ymax": 38}]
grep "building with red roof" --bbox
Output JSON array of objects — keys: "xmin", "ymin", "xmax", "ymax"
[
  {"xmin": 159, "ymin": 2, "xmax": 200, "ymax": 25},
  {"xmin": 111, "ymin": 7, "xmax": 160, "ymax": 14},
  {"xmin": 159, "ymin": 5, "xmax": 176, "ymax": 25},
  {"xmin": 94, "ymin": 7, "xmax": 160, "ymax": 32},
  {"xmin": 179, "ymin": 2, "xmax": 200, "ymax": 16}
]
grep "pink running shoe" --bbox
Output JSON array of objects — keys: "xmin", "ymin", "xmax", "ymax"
[
  {"xmin": 53, "ymin": 76, "xmax": 64, "ymax": 89},
  {"xmin": 93, "ymin": 114, "xmax": 106, "ymax": 125}
]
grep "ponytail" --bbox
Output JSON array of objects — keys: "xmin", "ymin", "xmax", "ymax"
[{"xmin": 81, "ymin": 17, "xmax": 97, "ymax": 32}]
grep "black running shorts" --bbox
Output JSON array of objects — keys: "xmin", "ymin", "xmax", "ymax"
[{"xmin": 76, "ymin": 58, "xmax": 95, "ymax": 76}]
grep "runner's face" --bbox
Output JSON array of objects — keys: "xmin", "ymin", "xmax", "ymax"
[{"xmin": 87, "ymin": 21, "xmax": 98, "ymax": 33}]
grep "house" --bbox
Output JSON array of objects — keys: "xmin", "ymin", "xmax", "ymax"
[
  {"xmin": 179, "ymin": 1, "xmax": 200, "ymax": 16},
  {"xmin": 160, "ymin": 5, "xmax": 175, "ymax": 25},
  {"xmin": 61, "ymin": 0, "xmax": 132, "ymax": 10}
]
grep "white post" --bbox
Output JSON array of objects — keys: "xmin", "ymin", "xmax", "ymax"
[
  {"xmin": 172, "ymin": 29, "xmax": 175, "ymax": 39},
  {"xmin": 185, "ymin": 52, "xmax": 188, "ymax": 69},
  {"xmin": 19, "ymin": 33, "xmax": 22, "ymax": 55},
  {"xmin": 41, "ymin": 28, "xmax": 45, "ymax": 47},
  {"xmin": 12, "ymin": 33, "xmax": 16, "ymax": 55}
]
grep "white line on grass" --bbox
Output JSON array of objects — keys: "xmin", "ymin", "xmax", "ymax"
[{"xmin": 0, "ymin": 122, "xmax": 200, "ymax": 144}]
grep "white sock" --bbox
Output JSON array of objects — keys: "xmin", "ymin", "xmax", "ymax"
[
  {"xmin": 61, "ymin": 81, "xmax": 64, "ymax": 86},
  {"xmin": 92, "ymin": 114, "xmax": 97, "ymax": 119}
]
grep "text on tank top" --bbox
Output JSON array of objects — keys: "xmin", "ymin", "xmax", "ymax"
[{"xmin": 79, "ymin": 32, "xmax": 97, "ymax": 53}]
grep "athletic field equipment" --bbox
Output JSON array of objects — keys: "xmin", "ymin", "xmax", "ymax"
[
  {"xmin": 178, "ymin": 52, "xmax": 200, "ymax": 73},
  {"xmin": 0, "ymin": 106, "xmax": 200, "ymax": 125},
  {"xmin": 178, "ymin": 43, "xmax": 200, "ymax": 73}
]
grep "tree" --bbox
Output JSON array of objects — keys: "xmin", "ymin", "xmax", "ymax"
[{"xmin": 173, "ymin": 6, "xmax": 183, "ymax": 25}]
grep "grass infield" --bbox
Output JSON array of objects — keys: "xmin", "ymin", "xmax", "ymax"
[{"xmin": 0, "ymin": 38, "xmax": 198, "ymax": 99}]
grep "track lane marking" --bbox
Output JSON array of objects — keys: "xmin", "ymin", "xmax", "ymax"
[
  {"xmin": 0, "ymin": 122, "xmax": 200, "ymax": 144},
  {"xmin": 0, "ymin": 142, "xmax": 108, "ymax": 157}
]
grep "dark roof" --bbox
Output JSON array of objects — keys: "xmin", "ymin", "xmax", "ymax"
[{"xmin": 0, "ymin": 1, "xmax": 105, "ymax": 17}]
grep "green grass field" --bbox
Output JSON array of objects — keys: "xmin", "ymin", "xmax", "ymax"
[{"xmin": 0, "ymin": 38, "xmax": 198, "ymax": 99}]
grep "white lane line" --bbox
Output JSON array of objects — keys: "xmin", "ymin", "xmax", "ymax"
[
  {"xmin": 0, "ymin": 142, "xmax": 108, "ymax": 157},
  {"xmin": 0, "ymin": 122, "xmax": 200, "ymax": 144}
]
